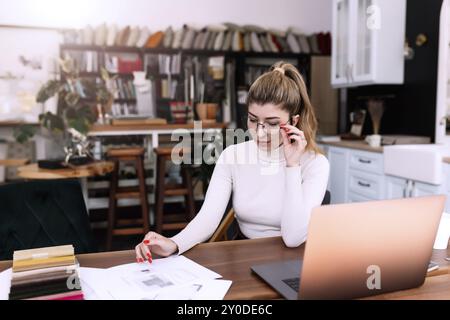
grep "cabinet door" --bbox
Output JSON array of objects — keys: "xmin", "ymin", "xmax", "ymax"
[
  {"xmin": 353, "ymin": 0, "xmax": 375, "ymax": 83},
  {"xmin": 332, "ymin": 0, "xmax": 353, "ymax": 86},
  {"xmin": 328, "ymin": 147, "xmax": 349, "ymax": 204},
  {"xmin": 348, "ymin": 191, "xmax": 372, "ymax": 203},
  {"xmin": 411, "ymin": 181, "xmax": 443, "ymax": 198},
  {"xmin": 385, "ymin": 175, "xmax": 409, "ymax": 199}
]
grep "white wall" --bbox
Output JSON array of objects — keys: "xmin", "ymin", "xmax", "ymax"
[{"xmin": 0, "ymin": 0, "xmax": 331, "ymax": 33}]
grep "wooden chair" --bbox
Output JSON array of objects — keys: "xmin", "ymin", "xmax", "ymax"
[
  {"xmin": 209, "ymin": 191, "xmax": 331, "ymax": 243},
  {"xmin": 106, "ymin": 147, "xmax": 150, "ymax": 251},
  {"xmin": 154, "ymin": 147, "xmax": 196, "ymax": 234}
]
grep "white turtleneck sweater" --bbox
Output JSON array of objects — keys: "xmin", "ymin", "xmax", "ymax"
[{"xmin": 170, "ymin": 140, "xmax": 330, "ymax": 255}]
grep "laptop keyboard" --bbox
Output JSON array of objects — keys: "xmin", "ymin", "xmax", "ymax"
[{"xmin": 282, "ymin": 277, "xmax": 300, "ymax": 292}]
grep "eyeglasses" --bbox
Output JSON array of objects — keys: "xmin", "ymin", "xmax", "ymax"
[{"xmin": 246, "ymin": 116, "xmax": 291, "ymax": 134}]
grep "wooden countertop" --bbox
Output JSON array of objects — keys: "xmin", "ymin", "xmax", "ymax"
[
  {"xmin": 319, "ymin": 140, "xmax": 450, "ymax": 165},
  {"xmin": 1, "ymin": 237, "xmax": 449, "ymax": 300},
  {"xmin": 319, "ymin": 140, "xmax": 383, "ymax": 153}
]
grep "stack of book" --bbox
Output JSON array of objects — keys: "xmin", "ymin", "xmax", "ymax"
[
  {"xmin": 8, "ymin": 245, "xmax": 84, "ymax": 300},
  {"xmin": 62, "ymin": 50, "xmax": 99, "ymax": 73},
  {"xmin": 170, "ymin": 101, "xmax": 193, "ymax": 124},
  {"xmin": 111, "ymin": 78, "xmax": 136, "ymax": 100}
]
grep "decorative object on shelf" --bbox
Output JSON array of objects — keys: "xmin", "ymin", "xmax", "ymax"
[
  {"xmin": 340, "ymin": 109, "xmax": 366, "ymax": 140},
  {"xmin": 61, "ymin": 128, "xmax": 93, "ymax": 165},
  {"xmin": 14, "ymin": 58, "xmax": 114, "ymax": 164},
  {"xmin": 195, "ymin": 103, "xmax": 217, "ymax": 123},
  {"xmin": 133, "ymin": 71, "xmax": 156, "ymax": 117},
  {"xmin": 367, "ymin": 98, "xmax": 385, "ymax": 135}
]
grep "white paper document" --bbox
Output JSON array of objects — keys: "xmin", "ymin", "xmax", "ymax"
[{"xmin": 79, "ymin": 255, "xmax": 231, "ymax": 300}]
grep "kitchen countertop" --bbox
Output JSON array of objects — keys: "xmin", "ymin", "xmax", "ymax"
[
  {"xmin": 318, "ymin": 140, "xmax": 383, "ymax": 153},
  {"xmin": 319, "ymin": 140, "xmax": 450, "ymax": 164}
]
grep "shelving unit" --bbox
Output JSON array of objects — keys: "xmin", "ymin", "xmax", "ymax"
[{"xmin": 60, "ymin": 43, "xmax": 329, "ymax": 127}]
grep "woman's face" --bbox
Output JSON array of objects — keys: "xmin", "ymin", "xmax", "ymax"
[{"xmin": 247, "ymin": 103, "xmax": 298, "ymax": 151}]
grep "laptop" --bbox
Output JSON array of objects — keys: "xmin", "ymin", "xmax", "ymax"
[{"xmin": 251, "ymin": 195, "xmax": 446, "ymax": 300}]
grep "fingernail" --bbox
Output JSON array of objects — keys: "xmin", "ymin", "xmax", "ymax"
[
  {"xmin": 143, "ymin": 240, "xmax": 150, "ymax": 245},
  {"xmin": 146, "ymin": 252, "xmax": 151, "ymax": 259},
  {"xmin": 138, "ymin": 258, "xmax": 144, "ymax": 263}
]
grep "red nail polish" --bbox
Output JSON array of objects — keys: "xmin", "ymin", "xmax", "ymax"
[
  {"xmin": 143, "ymin": 240, "xmax": 150, "ymax": 245},
  {"xmin": 138, "ymin": 258, "xmax": 144, "ymax": 263},
  {"xmin": 146, "ymin": 252, "xmax": 151, "ymax": 258}
]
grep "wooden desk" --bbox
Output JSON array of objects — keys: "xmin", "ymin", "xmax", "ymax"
[{"xmin": 0, "ymin": 237, "xmax": 449, "ymax": 300}]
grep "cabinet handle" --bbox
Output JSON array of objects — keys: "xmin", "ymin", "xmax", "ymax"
[
  {"xmin": 358, "ymin": 158, "xmax": 372, "ymax": 164},
  {"xmin": 358, "ymin": 181, "xmax": 371, "ymax": 188},
  {"xmin": 409, "ymin": 181, "xmax": 415, "ymax": 197},
  {"xmin": 349, "ymin": 63, "xmax": 354, "ymax": 82},
  {"xmin": 403, "ymin": 180, "xmax": 413, "ymax": 198}
]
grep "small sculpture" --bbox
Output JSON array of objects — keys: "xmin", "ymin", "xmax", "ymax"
[{"xmin": 64, "ymin": 128, "xmax": 93, "ymax": 165}]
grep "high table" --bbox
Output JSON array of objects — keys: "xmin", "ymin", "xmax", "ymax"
[{"xmin": 17, "ymin": 161, "xmax": 114, "ymax": 209}]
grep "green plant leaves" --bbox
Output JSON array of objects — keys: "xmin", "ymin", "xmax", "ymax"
[
  {"xmin": 66, "ymin": 105, "xmax": 96, "ymax": 134},
  {"xmin": 64, "ymin": 91, "xmax": 80, "ymax": 107},
  {"xmin": 36, "ymin": 80, "xmax": 63, "ymax": 103},
  {"xmin": 39, "ymin": 111, "xmax": 65, "ymax": 133},
  {"xmin": 14, "ymin": 124, "xmax": 37, "ymax": 144}
]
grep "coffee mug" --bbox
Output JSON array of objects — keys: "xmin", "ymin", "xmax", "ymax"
[{"xmin": 365, "ymin": 134, "xmax": 381, "ymax": 147}]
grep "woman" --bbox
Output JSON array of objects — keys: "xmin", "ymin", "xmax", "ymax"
[{"xmin": 135, "ymin": 61, "xmax": 330, "ymax": 263}]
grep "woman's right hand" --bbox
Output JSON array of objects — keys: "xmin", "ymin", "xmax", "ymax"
[{"xmin": 135, "ymin": 231, "xmax": 179, "ymax": 263}]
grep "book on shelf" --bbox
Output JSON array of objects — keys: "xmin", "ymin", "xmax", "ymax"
[
  {"xmin": 62, "ymin": 50, "xmax": 99, "ymax": 73},
  {"xmin": 157, "ymin": 54, "xmax": 181, "ymax": 75},
  {"xmin": 112, "ymin": 78, "xmax": 136, "ymax": 100},
  {"xmin": 170, "ymin": 101, "xmax": 194, "ymax": 124}
]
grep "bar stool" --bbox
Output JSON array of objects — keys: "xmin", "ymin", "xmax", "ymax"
[
  {"xmin": 154, "ymin": 147, "xmax": 196, "ymax": 234},
  {"xmin": 106, "ymin": 147, "xmax": 150, "ymax": 250}
]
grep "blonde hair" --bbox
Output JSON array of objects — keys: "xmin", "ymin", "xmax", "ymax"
[{"xmin": 246, "ymin": 61, "xmax": 321, "ymax": 154}]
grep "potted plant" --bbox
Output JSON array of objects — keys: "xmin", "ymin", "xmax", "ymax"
[{"xmin": 15, "ymin": 58, "xmax": 115, "ymax": 166}]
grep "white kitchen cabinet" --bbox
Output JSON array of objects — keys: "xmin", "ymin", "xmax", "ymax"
[
  {"xmin": 386, "ymin": 175, "xmax": 445, "ymax": 200},
  {"xmin": 411, "ymin": 181, "xmax": 444, "ymax": 197},
  {"xmin": 331, "ymin": 0, "xmax": 406, "ymax": 88},
  {"xmin": 349, "ymin": 149, "xmax": 384, "ymax": 175},
  {"xmin": 332, "ymin": 0, "xmax": 352, "ymax": 86},
  {"xmin": 327, "ymin": 146, "xmax": 349, "ymax": 204},
  {"xmin": 348, "ymin": 169, "xmax": 385, "ymax": 199},
  {"xmin": 348, "ymin": 191, "xmax": 372, "ymax": 203},
  {"xmin": 385, "ymin": 175, "xmax": 410, "ymax": 199}
]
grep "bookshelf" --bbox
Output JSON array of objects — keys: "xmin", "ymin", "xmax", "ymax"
[{"xmin": 59, "ymin": 44, "xmax": 329, "ymax": 127}]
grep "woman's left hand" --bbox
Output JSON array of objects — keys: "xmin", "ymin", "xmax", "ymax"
[{"xmin": 280, "ymin": 124, "xmax": 307, "ymax": 167}]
